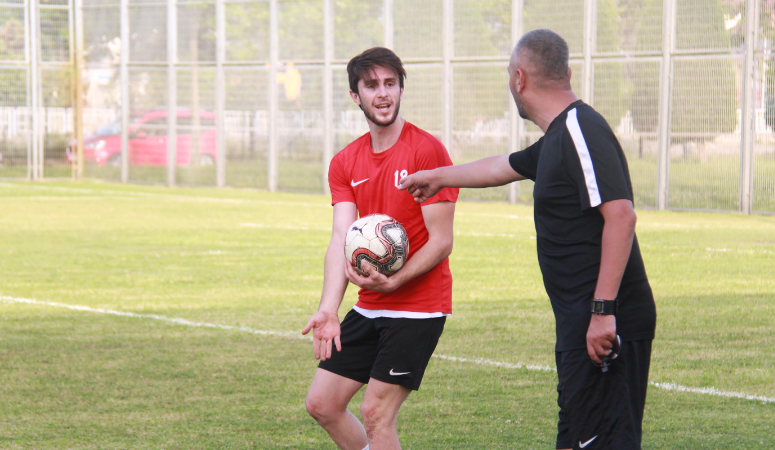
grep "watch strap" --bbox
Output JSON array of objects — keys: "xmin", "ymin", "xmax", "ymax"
[{"xmin": 591, "ymin": 298, "xmax": 618, "ymax": 315}]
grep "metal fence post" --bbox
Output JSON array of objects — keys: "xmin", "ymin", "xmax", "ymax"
[
  {"xmin": 167, "ymin": 0, "xmax": 177, "ymax": 187},
  {"xmin": 656, "ymin": 0, "xmax": 675, "ymax": 210},
  {"xmin": 268, "ymin": 0, "xmax": 278, "ymax": 192},
  {"xmin": 74, "ymin": 0, "xmax": 85, "ymax": 179},
  {"xmin": 215, "ymin": 0, "xmax": 225, "ymax": 188},
  {"xmin": 68, "ymin": 0, "xmax": 75, "ymax": 179},
  {"xmin": 120, "ymin": 0, "xmax": 129, "ymax": 183},
  {"xmin": 323, "ymin": 0, "xmax": 333, "ymax": 194},
  {"xmin": 23, "ymin": 0, "xmax": 31, "ymax": 179},
  {"xmin": 739, "ymin": 0, "xmax": 759, "ymax": 214},
  {"xmin": 29, "ymin": 0, "xmax": 40, "ymax": 180},
  {"xmin": 384, "ymin": 0, "xmax": 393, "ymax": 49},
  {"xmin": 582, "ymin": 0, "xmax": 596, "ymax": 104},
  {"xmin": 508, "ymin": 0, "xmax": 524, "ymax": 204},
  {"xmin": 442, "ymin": 0, "xmax": 453, "ymax": 153}
]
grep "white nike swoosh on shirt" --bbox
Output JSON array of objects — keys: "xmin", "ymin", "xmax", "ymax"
[
  {"xmin": 389, "ymin": 369, "xmax": 411, "ymax": 376},
  {"xmin": 351, "ymin": 178, "xmax": 369, "ymax": 187},
  {"xmin": 579, "ymin": 436, "xmax": 598, "ymax": 448}
]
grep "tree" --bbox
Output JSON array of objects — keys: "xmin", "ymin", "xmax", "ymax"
[
  {"xmin": 0, "ymin": 14, "xmax": 26, "ymax": 107},
  {"xmin": 0, "ymin": 13, "xmax": 25, "ymax": 62}
]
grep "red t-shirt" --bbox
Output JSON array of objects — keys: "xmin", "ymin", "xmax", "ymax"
[{"xmin": 329, "ymin": 121, "xmax": 459, "ymax": 314}]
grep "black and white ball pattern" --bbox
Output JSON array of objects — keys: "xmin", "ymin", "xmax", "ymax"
[{"xmin": 344, "ymin": 214, "xmax": 409, "ymax": 276}]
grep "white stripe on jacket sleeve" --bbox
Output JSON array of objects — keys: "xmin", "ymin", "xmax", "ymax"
[{"xmin": 565, "ymin": 108, "xmax": 602, "ymax": 207}]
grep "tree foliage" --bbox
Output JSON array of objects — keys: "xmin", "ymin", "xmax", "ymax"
[{"xmin": 0, "ymin": 12, "xmax": 27, "ymax": 107}]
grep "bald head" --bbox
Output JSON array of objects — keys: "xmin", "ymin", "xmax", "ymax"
[{"xmin": 511, "ymin": 29, "xmax": 571, "ymax": 90}]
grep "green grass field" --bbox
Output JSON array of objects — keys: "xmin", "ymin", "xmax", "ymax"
[{"xmin": 1, "ymin": 180, "xmax": 773, "ymax": 449}]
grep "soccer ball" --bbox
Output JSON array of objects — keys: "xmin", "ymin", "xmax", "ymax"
[{"xmin": 344, "ymin": 214, "xmax": 409, "ymax": 276}]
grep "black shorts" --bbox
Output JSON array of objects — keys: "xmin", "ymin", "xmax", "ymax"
[
  {"xmin": 318, "ymin": 309, "xmax": 446, "ymax": 391},
  {"xmin": 555, "ymin": 339, "xmax": 652, "ymax": 450}
]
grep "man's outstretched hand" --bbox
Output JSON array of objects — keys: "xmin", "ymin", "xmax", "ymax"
[
  {"xmin": 302, "ymin": 310, "xmax": 342, "ymax": 361},
  {"xmin": 398, "ymin": 170, "xmax": 440, "ymax": 204}
]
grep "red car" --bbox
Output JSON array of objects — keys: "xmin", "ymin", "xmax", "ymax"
[{"xmin": 68, "ymin": 109, "xmax": 217, "ymax": 166}]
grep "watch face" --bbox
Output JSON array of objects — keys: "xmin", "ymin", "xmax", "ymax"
[{"xmin": 592, "ymin": 302, "xmax": 605, "ymax": 313}]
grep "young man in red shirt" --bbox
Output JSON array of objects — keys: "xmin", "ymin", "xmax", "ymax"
[{"xmin": 302, "ymin": 47, "xmax": 459, "ymax": 450}]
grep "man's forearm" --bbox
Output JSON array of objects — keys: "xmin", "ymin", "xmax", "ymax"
[
  {"xmin": 434, "ymin": 155, "xmax": 523, "ymax": 188},
  {"xmin": 318, "ymin": 241, "xmax": 349, "ymax": 313},
  {"xmin": 593, "ymin": 214, "xmax": 635, "ymax": 300},
  {"xmin": 390, "ymin": 235, "xmax": 452, "ymax": 288}
]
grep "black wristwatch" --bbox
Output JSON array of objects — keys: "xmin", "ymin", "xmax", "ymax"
[{"xmin": 591, "ymin": 298, "xmax": 618, "ymax": 315}]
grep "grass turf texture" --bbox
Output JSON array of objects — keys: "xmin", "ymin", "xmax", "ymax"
[
  {"xmin": 4, "ymin": 149, "xmax": 775, "ymax": 211},
  {"xmin": 0, "ymin": 180, "xmax": 773, "ymax": 449}
]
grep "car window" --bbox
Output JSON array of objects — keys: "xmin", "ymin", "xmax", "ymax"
[
  {"xmin": 177, "ymin": 116, "xmax": 193, "ymax": 128},
  {"xmin": 133, "ymin": 118, "xmax": 167, "ymax": 138},
  {"xmin": 96, "ymin": 118, "xmax": 121, "ymax": 136},
  {"xmin": 177, "ymin": 115, "xmax": 215, "ymax": 131}
]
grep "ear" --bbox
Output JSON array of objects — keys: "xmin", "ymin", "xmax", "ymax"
[
  {"xmin": 568, "ymin": 66, "xmax": 573, "ymax": 81},
  {"xmin": 399, "ymin": 86, "xmax": 404, "ymax": 100},
  {"xmin": 350, "ymin": 90, "xmax": 361, "ymax": 106},
  {"xmin": 515, "ymin": 68, "xmax": 526, "ymax": 93}
]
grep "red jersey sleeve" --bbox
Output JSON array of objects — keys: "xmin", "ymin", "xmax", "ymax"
[
  {"xmin": 414, "ymin": 135, "xmax": 460, "ymax": 206},
  {"xmin": 328, "ymin": 152, "xmax": 355, "ymax": 205}
]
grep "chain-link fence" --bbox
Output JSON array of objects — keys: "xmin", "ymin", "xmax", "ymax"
[{"xmin": 2, "ymin": 0, "xmax": 775, "ymax": 214}]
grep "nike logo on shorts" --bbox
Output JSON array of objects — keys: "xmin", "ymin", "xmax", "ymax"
[
  {"xmin": 579, "ymin": 436, "xmax": 598, "ymax": 448},
  {"xmin": 351, "ymin": 178, "xmax": 369, "ymax": 187},
  {"xmin": 389, "ymin": 369, "xmax": 411, "ymax": 376}
]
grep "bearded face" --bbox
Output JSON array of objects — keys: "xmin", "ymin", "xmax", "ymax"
[
  {"xmin": 354, "ymin": 65, "xmax": 403, "ymax": 128},
  {"xmin": 359, "ymin": 93, "xmax": 402, "ymax": 127}
]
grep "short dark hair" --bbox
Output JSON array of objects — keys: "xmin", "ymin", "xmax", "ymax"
[
  {"xmin": 347, "ymin": 47, "xmax": 407, "ymax": 95},
  {"xmin": 515, "ymin": 29, "xmax": 570, "ymax": 86}
]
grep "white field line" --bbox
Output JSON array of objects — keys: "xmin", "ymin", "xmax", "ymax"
[
  {"xmin": 2, "ymin": 296, "xmax": 774, "ymax": 404},
  {"xmin": 239, "ymin": 222, "xmax": 538, "ymax": 239},
  {"xmin": 0, "ymin": 182, "xmax": 329, "ymax": 208},
  {"xmin": 240, "ymin": 223, "xmax": 330, "ymax": 232},
  {"xmin": 433, "ymin": 354, "xmax": 554, "ymax": 372},
  {"xmin": 0, "ymin": 196, "xmax": 137, "ymax": 201},
  {"xmin": 649, "ymin": 382, "xmax": 775, "ymax": 403},
  {"xmin": 0, "ymin": 204, "xmax": 762, "ymax": 251},
  {"xmin": 0, "ymin": 296, "xmax": 306, "ymax": 341},
  {"xmin": 457, "ymin": 212, "xmax": 530, "ymax": 220},
  {"xmin": 460, "ymin": 232, "xmax": 536, "ymax": 239},
  {"xmin": 3, "ymin": 182, "xmax": 773, "ymax": 231},
  {"xmin": 5, "ymin": 184, "xmax": 770, "ymax": 237},
  {"xmin": 640, "ymin": 243, "xmax": 773, "ymax": 255}
]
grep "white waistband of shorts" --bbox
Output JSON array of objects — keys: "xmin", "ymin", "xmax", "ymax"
[{"xmin": 353, "ymin": 305, "xmax": 450, "ymax": 319}]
